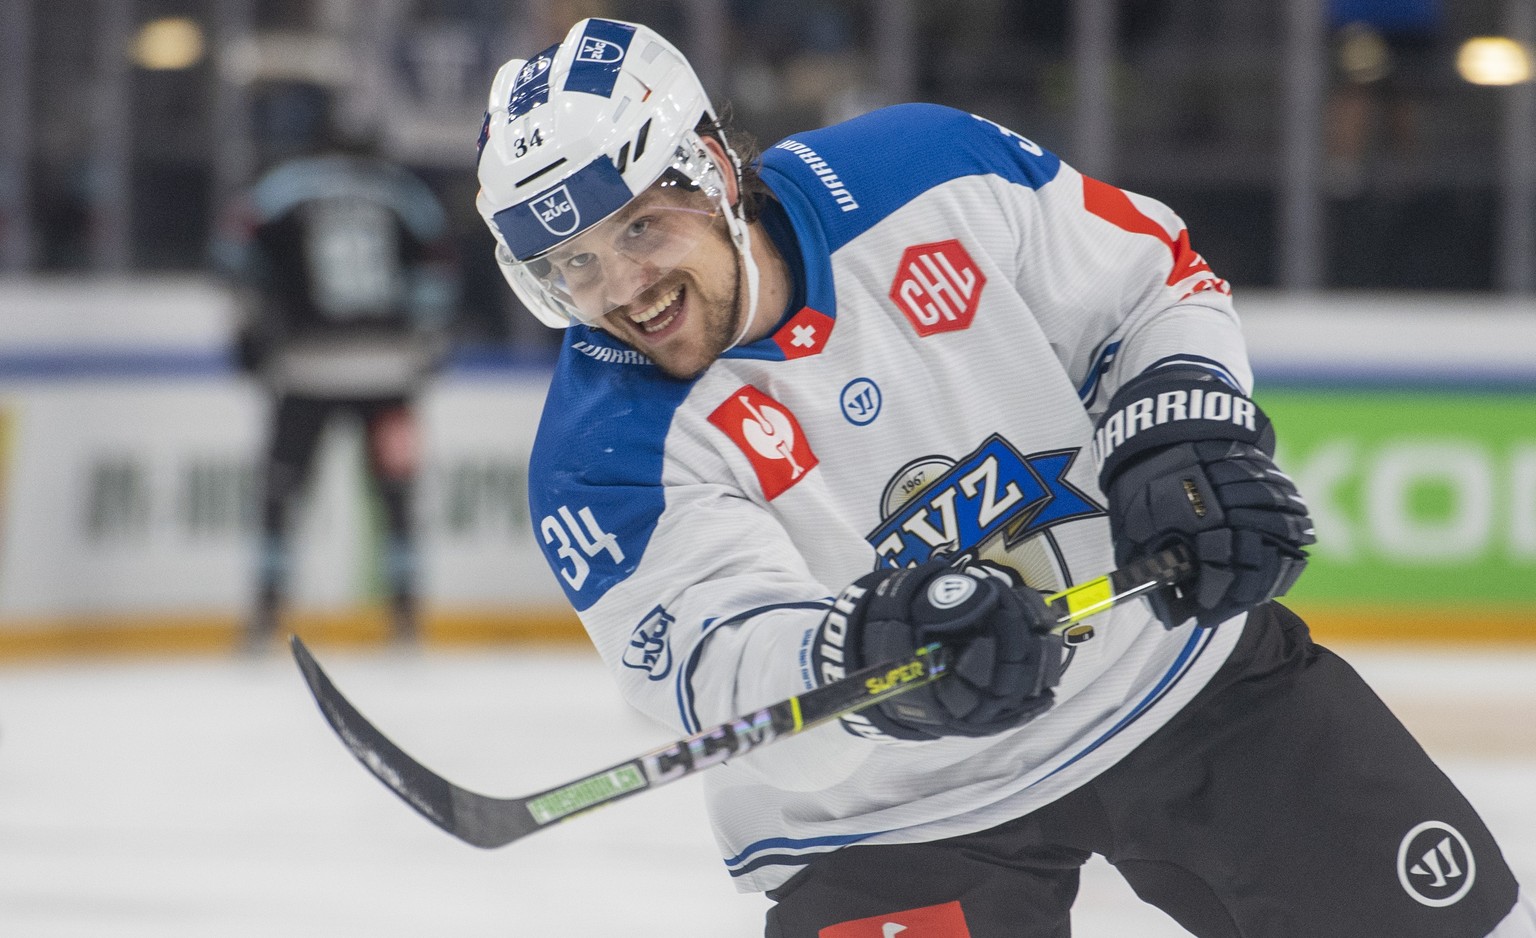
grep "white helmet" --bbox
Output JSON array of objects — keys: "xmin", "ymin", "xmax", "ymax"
[{"xmin": 476, "ymin": 18, "xmax": 759, "ymax": 332}]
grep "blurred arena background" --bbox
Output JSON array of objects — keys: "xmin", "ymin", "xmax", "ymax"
[
  {"xmin": 0, "ymin": 0, "xmax": 1533, "ymax": 652},
  {"xmin": 1, "ymin": 2, "xmax": 1533, "ymax": 934}
]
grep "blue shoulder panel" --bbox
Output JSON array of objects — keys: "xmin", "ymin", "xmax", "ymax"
[
  {"xmin": 529, "ymin": 328, "xmax": 694, "ymax": 611},
  {"xmin": 759, "ymin": 103, "xmax": 1063, "ymax": 256}
]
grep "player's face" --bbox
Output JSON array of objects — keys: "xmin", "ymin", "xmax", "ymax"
[{"xmin": 587, "ymin": 216, "xmax": 746, "ymax": 379}]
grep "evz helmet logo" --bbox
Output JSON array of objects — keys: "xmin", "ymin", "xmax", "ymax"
[
  {"xmin": 1397, "ymin": 820, "xmax": 1476, "ymax": 907},
  {"xmin": 531, "ymin": 185, "xmax": 579, "ymax": 236},
  {"xmin": 514, "ymin": 56, "xmax": 550, "ymax": 90},
  {"xmin": 576, "ymin": 37, "xmax": 625, "ymax": 63}
]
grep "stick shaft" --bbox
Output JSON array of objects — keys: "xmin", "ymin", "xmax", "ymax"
[{"xmin": 293, "ymin": 546, "xmax": 1193, "ymax": 848}]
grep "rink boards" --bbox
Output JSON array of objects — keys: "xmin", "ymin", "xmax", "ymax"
[{"xmin": 0, "ymin": 280, "xmax": 1532, "ymax": 656}]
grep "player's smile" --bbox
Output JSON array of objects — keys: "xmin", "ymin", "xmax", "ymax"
[
  {"xmin": 599, "ymin": 256, "xmax": 735, "ymax": 379},
  {"xmin": 627, "ymin": 282, "xmax": 686, "ymax": 337},
  {"xmin": 596, "ymin": 201, "xmax": 788, "ymax": 380}
]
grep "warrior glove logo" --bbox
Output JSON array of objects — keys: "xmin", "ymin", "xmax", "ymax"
[
  {"xmin": 1397, "ymin": 820, "xmax": 1476, "ymax": 907},
  {"xmin": 926, "ymin": 574, "xmax": 977, "ymax": 609}
]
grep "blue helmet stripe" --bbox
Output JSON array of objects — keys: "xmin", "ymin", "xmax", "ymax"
[
  {"xmin": 563, "ymin": 20, "xmax": 635, "ymax": 97},
  {"xmin": 491, "ymin": 157, "xmax": 633, "ymax": 259}
]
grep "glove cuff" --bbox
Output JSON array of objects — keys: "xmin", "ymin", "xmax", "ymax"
[{"xmin": 1095, "ymin": 367, "xmax": 1274, "ymax": 484}]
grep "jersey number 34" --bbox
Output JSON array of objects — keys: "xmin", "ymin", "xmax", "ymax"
[{"xmin": 541, "ymin": 505, "xmax": 625, "ymax": 590}]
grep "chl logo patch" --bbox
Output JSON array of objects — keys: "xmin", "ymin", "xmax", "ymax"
[
  {"xmin": 1398, "ymin": 821, "xmax": 1476, "ymax": 907},
  {"xmin": 819, "ymin": 900, "xmax": 971, "ymax": 937},
  {"xmin": 889, "ymin": 240, "xmax": 986, "ymax": 337},
  {"xmin": 708, "ymin": 386, "xmax": 819, "ymax": 500}
]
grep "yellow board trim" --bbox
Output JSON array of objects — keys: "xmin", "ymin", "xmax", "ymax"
[
  {"xmin": 1, "ymin": 601, "xmax": 1533, "ymax": 663},
  {"xmin": 0, "ymin": 605, "xmax": 586, "ymax": 663},
  {"xmin": 1287, "ymin": 602, "xmax": 1536, "ymax": 644}
]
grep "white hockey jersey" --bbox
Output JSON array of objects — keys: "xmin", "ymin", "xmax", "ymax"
[{"xmin": 529, "ymin": 103, "xmax": 1254, "ymax": 893}]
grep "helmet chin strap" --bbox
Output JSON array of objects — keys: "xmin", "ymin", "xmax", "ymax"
[
  {"xmin": 723, "ymin": 207, "xmax": 761, "ymax": 352},
  {"xmin": 714, "ymin": 134, "xmax": 761, "ymax": 353}
]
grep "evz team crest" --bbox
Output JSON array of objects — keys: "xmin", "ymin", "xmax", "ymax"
[{"xmin": 867, "ymin": 435, "xmax": 1103, "ymax": 570}]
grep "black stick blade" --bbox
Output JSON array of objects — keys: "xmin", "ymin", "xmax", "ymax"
[{"xmin": 289, "ymin": 636, "xmax": 537, "ymax": 848}]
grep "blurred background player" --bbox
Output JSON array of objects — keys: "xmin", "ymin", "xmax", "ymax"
[{"xmin": 213, "ymin": 104, "xmax": 460, "ymax": 651}]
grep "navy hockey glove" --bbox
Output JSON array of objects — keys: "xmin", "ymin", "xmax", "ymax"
[
  {"xmin": 811, "ymin": 560, "xmax": 1066, "ymax": 741},
  {"xmin": 1095, "ymin": 368, "xmax": 1315, "ymax": 629}
]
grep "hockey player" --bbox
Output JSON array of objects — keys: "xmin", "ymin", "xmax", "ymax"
[
  {"xmin": 476, "ymin": 18, "xmax": 1535, "ymax": 937},
  {"xmin": 215, "ymin": 128, "xmax": 459, "ymax": 649}
]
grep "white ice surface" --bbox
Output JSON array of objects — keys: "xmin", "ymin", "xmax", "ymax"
[{"xmin": 1, "ymin": 644, "xmax": 1532, "ymax": 937}]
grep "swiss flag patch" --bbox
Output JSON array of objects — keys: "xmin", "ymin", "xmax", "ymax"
[
  {"xmin": 773, "ymin": 306, "xmax": 835, "ymax": 359},
  {"xmin": 708, "ymin": 386, "xmax": 818, "ymax": 500},
  {"xmin": 819, "ymin": 900, "xmax": 971, "ymax": 937},
  {"xmin": 889, "ymin": 240, "xmax": 986, "ymax": 336}
]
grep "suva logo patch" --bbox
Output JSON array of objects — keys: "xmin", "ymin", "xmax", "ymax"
[
  {"xmin": 530, "ymin": 185, "xmax": 579, "ymax": 236},
  {"xmin": 622, "ymin": 605, "xmax": 674, "ymax": 680},
  {"xmin": 1397, "ymin": 820, "xmax": 1476, "ymax": 907},
  {"xmin": 708, "ymin": 386, "xmax": 818, "ymax": 501},
  {"xmin": 866, "ymin": 435, "xmax": 1103, "ymax": 569}
]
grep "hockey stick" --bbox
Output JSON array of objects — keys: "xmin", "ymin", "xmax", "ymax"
[{"xmin": 291, "ymin": 545, "xmax": 1192, "ymax": 849}]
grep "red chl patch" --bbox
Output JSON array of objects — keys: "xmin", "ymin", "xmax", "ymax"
[
  {"xmin": 819, "ymin": 900, "xmax": 972, "ymax": 937},
  {"xmin": 889, "ymin": 240, "xmax": 986, "ymax": 337},
  {"xmin": 707, "ymin": 385, "xmax": 819, "ymax": 500},
  {"xmin": 772, "ymin": 306, "xmax": 836, "ymax": 360}
]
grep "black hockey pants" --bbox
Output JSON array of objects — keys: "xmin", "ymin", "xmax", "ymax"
[{"xmin": 765, "ymin": 603, "xmax": 1525, "ymax": 938}]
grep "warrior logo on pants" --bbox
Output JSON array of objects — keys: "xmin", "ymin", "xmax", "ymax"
[{"xmin": 1397, "ymin": 820, "xmax": 1476, "ymax": 907}]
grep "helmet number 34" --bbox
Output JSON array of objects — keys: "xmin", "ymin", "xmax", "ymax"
[
  {"xmin": 541, "ymin": 505, "xmax": 626, "ymax": 590},
  {"xmin": 510, "ymin": 129, "xmax": 544, "ymax": 159}
]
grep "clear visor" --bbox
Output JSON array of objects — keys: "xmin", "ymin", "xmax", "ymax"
[{"xmin": 499, "ymin": 139, "xmax": 728, "ymax": 327}]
